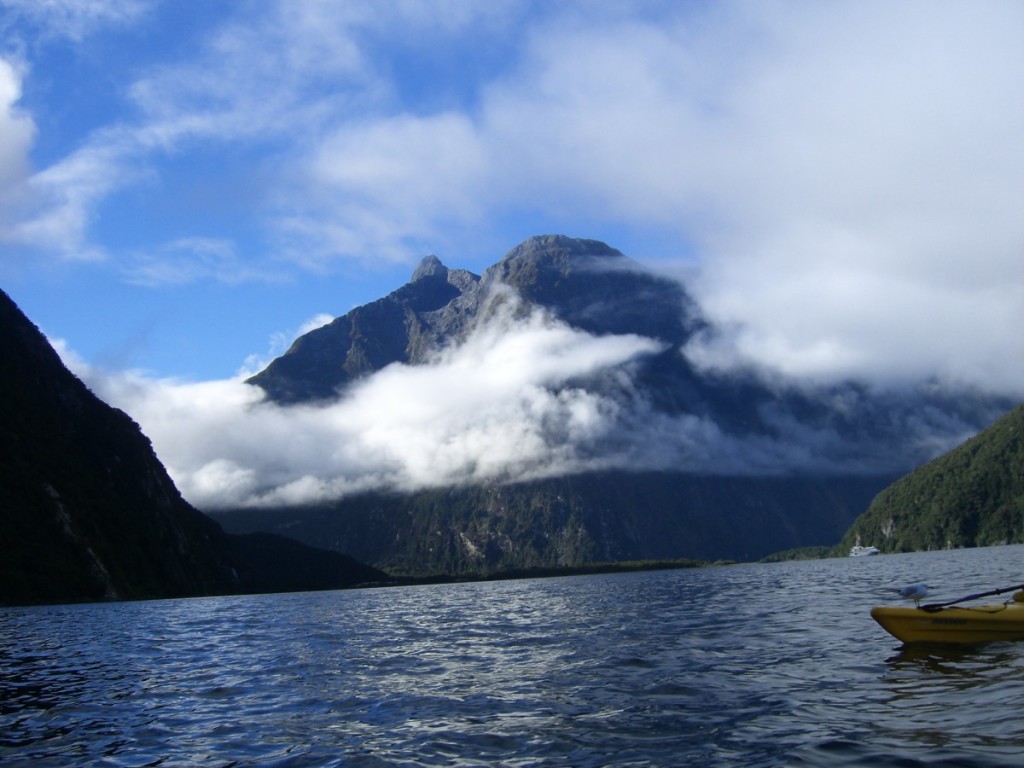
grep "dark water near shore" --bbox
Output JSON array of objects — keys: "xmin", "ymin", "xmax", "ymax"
[{"xmin": 5, "ymin": 546, "xmax": 1024, "ymax": 766}]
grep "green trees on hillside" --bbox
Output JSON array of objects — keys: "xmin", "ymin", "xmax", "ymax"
[{"xmin": 840, "ymin": 405, "xmax": 1024, "ymax": 552}]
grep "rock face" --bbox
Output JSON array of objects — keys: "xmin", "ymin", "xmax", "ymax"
[
  {"xmin": 225, "ymin": 235, "xmax": 1013, "ymax": 573},
  {"xmin": 248, "ymin": 253, "xmax": 482, "ymax": 403},
  {"xmin": 0, "ymin": 289, "xmax": 387, "ymax": 605},
  {"xmin": 839, "ymin": 403, "xmax": 1024, "ymax": 553},
  {"xmin": 484, "ymin": 235, "xmax": 700, "ymax": 340}
]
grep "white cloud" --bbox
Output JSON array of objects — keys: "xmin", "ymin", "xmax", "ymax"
[
  {"xmin": 257, "ymin": 2, "xmax": 1024, "ymax": 392},
  {"xmin": 297, "ymin": 111, "xmax": 488, "ymax": 260},
  {"xmin": 0, "ymin": 57, "xmax": 35, "ymax": 235},
  {"xmin": 4, "ymin": 128, "xmax": 143, "ymax": 260},
  {"xmin": 662, "ymin": 4, "xmax": 1024, "ymax": 393},
  {"xmin": 481, "ymin": 5, "xmax": 1024, "ymax": 392},
  {"xmin": 65, "ymin": 298, "xmax": 665, "ymax": 508},
  {"xmin": 8, "ymin": 1, "xmax": 1024, "ymax": 395},
  {"xmin": 52, "ymin": 267, "xmax": 1001, "ymax": 511},
  {"xmin": 62, "ymin": 293, "xmax": 986, "ymax": 510},
  {"xmin": 0, "ymin": 57, "xmax": 32, "ymax": 178},
  {"xmin": 0, "ymin": 56, "xmax": 127, "ymax": 263}
]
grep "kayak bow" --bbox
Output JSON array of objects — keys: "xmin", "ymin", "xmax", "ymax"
[{"xmin": 872, "ymin": 591, "xmax": 1024, "ymax": 645}]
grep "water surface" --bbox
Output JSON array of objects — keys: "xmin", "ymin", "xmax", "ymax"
[{"xmin": 4, "ymin": 545, "xmax": 1024, "ymax": 766}]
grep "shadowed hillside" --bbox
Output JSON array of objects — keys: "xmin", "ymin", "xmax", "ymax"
[{"xmin": 0, "ymin": 289, "xmax": 387, "ymax": 605}]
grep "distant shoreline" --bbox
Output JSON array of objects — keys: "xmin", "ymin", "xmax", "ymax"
[{"xmin": 361, "ymin": 557, "xmax": 724, "ymax": 589}]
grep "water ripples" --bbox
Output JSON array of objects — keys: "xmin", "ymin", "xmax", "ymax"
[{"xmin": 5, "ymin": 546, "xmax": 1024, "ymax": 765}]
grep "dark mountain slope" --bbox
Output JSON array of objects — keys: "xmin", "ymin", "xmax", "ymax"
[
  {"xmin": 840, "ymin": 403, "xmax": 1024, "ymax": 552},
  {"xmin": 216, "ymin": 472, "xmax": 889, "ymax": 574},
  {"xmin": 0, "ymin": 289, "xmax": 386, "ymax": 605}
]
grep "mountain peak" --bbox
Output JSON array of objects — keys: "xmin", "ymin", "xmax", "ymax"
[
  {"xmin": 500, "ymin": 235, "xmax": 624, "ymax": 265},
  {"xmin": 411, "ymin": 255, "xmax": 448, "ymax": 282},
  {"xmin": 248, "ymin": 234, "xmax": 700, "ymax": 404},
  {"xmin": 486, "ymin": 235, "xmax": 628, "ymax": 291},
  {"xmin": 483, "ymin": 234, "xmax": 694, "ymax": 340}
]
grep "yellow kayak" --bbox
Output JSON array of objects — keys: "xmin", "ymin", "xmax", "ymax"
[{"xmin": 872, "ymin": 594, "xmax": 1024, "ymax": 645}]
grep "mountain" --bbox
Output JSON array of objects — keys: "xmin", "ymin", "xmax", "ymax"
[
  {"xmin": 839, "ymin": 404, "xmax": 1024, "ymax": 553},
  {"xmin": 250, "ymin": 235, "xmax": 1001, "ymax": 465},
  {"xmin": 0, "ymin": 289, "xmax": 387, "ymax": 606},
  {"xmin": 219, "ymin": 235, "xmax": 1012, "ymax": 573},
  {"xmin": 249, "ymin": 236, "xmax": 703, "ymax": 404},
  {"xmin": 214, "ymin": 473, "xmax": 886, "ymax": 575}
]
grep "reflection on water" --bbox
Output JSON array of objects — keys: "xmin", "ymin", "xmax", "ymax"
[{"xmin": 3, "ymin": 546, "xmax": 1024, "ymax": 766}]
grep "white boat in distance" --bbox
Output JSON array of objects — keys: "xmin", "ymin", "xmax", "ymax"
[{"xmin": 849, "ymin": 545, "xmax": 881, "ymax": 557}]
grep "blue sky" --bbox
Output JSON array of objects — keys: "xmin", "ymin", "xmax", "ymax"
[
  {"xmin": 2, "ymin": 1, "xmax": 1023, "ymax": 507},
  {"xmin": 3, "ymin": 0, "xmax": 1023, "ymax": 386}
]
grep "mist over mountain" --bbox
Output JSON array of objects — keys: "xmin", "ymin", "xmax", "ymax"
[
  {"xmin": 248, "ymin": 235, "xmax": 1006, "ymax": 483},
  {"xmin": 209, "ymin": 235, "xmax": 1012, "ymax": 571}
]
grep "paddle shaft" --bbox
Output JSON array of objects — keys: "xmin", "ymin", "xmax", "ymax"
[{"xmin": 921, "ymin": 583, "xmax": 1024, "ymax": 612}]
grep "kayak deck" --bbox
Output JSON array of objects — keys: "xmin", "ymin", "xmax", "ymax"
[{"xmin": 871, "ymin": 601, "xmax": 1024, "ymax": 645}]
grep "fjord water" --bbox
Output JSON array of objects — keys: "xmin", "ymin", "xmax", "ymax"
[{"xmin": 5, "ymin": 547, "xmax": 1024, "ymax": 767}]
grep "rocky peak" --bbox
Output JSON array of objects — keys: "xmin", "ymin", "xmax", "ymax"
[
  {"xmin": 485, "ymin": 235, "xmax": 625, "ymax": 287},
  {"xmin": 502, "ymin": 234, "xmax": 624, "ymax": 261},
  {"xmin": 482, "ymin": 235, "xmax": 696, "ymax": 342},
  {"xmin": 246, "ymin": 234, "xmax": 695, "ymax": 403},
  {"xmin": 411, "ymin": 255, "xmax": 448, "ymax": 282}
]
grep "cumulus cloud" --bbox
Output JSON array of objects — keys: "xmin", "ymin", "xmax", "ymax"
[
  {"xmin": 8, "ymin": 0, "xmax": 1024, "ymax": 396},
  {"xmin": 265, "ymin": 1, "xmax": 1024, "ymax": 394},
  {"xmin": 290, "ymin": 112, "xmax": 489, "ymax": 265},
  {"xmin": 66, "ymin": 322, "xmax": 958, "ymax": 510},
  {"xmin": 479, "ymin": 4, "xmax": 1024, "ymax": 393}
]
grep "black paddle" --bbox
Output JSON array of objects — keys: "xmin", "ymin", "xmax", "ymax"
[{"xmin": 920, "ymin": 583, "xmax": 1024, "ymax": 612}]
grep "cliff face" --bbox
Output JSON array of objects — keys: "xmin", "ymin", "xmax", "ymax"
[{"xmin": 0, "ymin": 289, "xmax": 387, "ymax": 605}]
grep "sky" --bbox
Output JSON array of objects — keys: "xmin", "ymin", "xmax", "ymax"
[{"xmin": 2, "ymin": 1, "xmax": 1023, "ymax": 509}]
